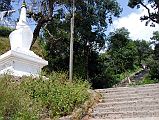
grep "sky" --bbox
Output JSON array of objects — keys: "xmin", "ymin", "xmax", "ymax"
[{"xmin": 109, "ymin": 0, "xmax": 159, "ymax": 41}]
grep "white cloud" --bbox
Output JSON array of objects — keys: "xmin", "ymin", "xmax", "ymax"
[{"xmin": 110, "ymin": 6, "xmax": 159, "ymax": 41}]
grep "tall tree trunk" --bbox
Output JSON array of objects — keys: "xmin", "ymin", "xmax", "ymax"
[{"xmin": 31, "ymin": 17, "xmax": 51, "ymax": 47}]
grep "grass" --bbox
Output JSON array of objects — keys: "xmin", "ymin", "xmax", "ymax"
[{"xmin": 0, "ymin": 73, "xmax": 90, "ymax": 120}]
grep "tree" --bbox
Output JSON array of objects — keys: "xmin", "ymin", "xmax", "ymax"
[
  {"xmin": 90, "ymin": 53, "xmax": 116, "ymax": 88},
  {"xmin": 106, "ymin": 28, "xmax": 138, "ymax": 74},
  {"xmin": 0, "ymin": 0, "xmax": 12, "ymax": 11},
  {"xmin": 107, "ymin": 27, "xmax": 130, "ymax": 50},
  {"xmin": 42, "ymin": 0, "xmax": 122, "ymax": 80},
  {"xmin": 151, "ymin": 31, "xmax": 159, "ymax": 60},
  {"xmin": 92, "ymin": 28, "xmax": 140, "ymax": 88},
  {"xmin": 99, "ymin": 28, "xmax": 137, "ymax": 85},
  {"xmin": 128, "ymin": 0, "xmax": 159, "ymax": 26},
  {"xmin": 26, "ymin": 0, "xmax": 60, "ymax": 46},
  {"xmin": 134, "ymin": 40, "xmax": 152, "ymax": 65},
  {"xmin": 151, "ymin": 31, "xmax": 159, "ymax": 41},
  {"xmin": 145, "ymin": 31, "xmax": 159, "ymax": 81},
  {"xmin": 23, "ymin": 0, "xmax": 122, "ymax": 47}
]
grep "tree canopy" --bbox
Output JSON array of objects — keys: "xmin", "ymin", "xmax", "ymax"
[
  {"xmin": 0, "ymin": 0, "xmax": 12, "ymax": 11},
  {"xmin": 128, "ymin": 0, "xmax": 159, "ymax": 26},
  {"xmin": 40, "ymin": 0, "xmax": 122, "ymax": 79},
  {"xmin": 24, "ymin": 0, "xmax": 122, "ymax": 46}
]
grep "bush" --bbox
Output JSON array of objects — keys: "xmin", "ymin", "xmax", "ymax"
[
  {"xmin": 0, "ymin": 37, "xmax": 10, "ymax": 55},
  {"xmin": 148, "ymin": 60, "xmax": 159, "ymax": 81},
  {"xmin": 0, "ymin": 26, "xmax": 14, "ymax": 37},
  {"xmin": 0, "ymin": 73, "xmax": 90, "ymax": 119},
  {"xmin": 0, "ymin": 75, "xmax": 35, "ymax": 120}
]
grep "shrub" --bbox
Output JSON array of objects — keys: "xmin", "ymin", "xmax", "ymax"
[
  {"xmin": 0, "ymin": 26, "xmax": 14, "ymax": 37},
  {"xmin": 0, "ymin": 72, "xmax": 90, "ymax": 119},
  {"xmin": 0, "ymin": 37, "xmax": 10, "ymax": 55},
  {"xmin": 149, "ymin": 60, "xmax": 159, "ymax": 81},
  {"xmin": 0, "ymin": 75, "xmax": 39, "ymax": 120}
]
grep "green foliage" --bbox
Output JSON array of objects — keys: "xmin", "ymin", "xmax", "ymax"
[
  {"xmin": 134, "ymin": 40, "xmax": 153, "ymax": 65},
  {"xmin": 0, "ymin": 26, "xmax": 13, "ymax": 37},
  {"xmin": 43, "ymin": 0, "xmax": 122, "ymax": 82},
  {"xmin": 89, "ymin": 52, "xmax": 116, "ymax": 88},
  {"xmin": 23, "ymin": 0, "xmax": 122, "ymax": 46},
  {"xmin": 145, "ymin": 31, "xmax": 159, "ymax": 81},
  {"xmin": 107, "ymin": 27, "xmax": 130, "ymax": 50},
  {"xmin": 151, "ymin": 31, "xmax": 159, "ymax": 60},
  {"xmin": 0, "ymin": 73, "xmax": 90, "ymax": 119},
  {"xmin": 0, "ymin": 75, "xmax": 36, "ymax": 120},
  {"xmin": 0, "ymin": 37, "xmax": 10, "ymax": 55},
  {"xmin": 128, "ymin": 0, "xmax": 144, "ymax": 8},
  {"xmin": 107, "ymin": 28, "xmax": 137, "ymax": 73},
  {"xmin": 128, "ymin": 0, "xmax": 159, "ymax": 25},
  {"xmin": 81, "ymin": 27, "xmax": 140, "ymax": 88},
  {"xmin": 92, "ymin": 28, "xmax": 153, "ymax": 88},
  {"xmin": 154, "ymin": 44, "xmax": 159, "ymax": 60},
  {"xmin": 151, "ymin": 31, "xmax": 159, "ymax": 41},
  {"xmin": 0, "ymin": 0, "xmax": 12, "ymax": 11},
  {"xmin": 148, "ymin": 60, "xmax": 159, "ymax": 81}
]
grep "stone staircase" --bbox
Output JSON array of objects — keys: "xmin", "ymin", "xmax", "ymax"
[
  {"xmin": 89, "ymin": 83, "xmax": 159, "ymax": 120},
  {"xmin": 114, "ymin": 69, "xmax": 149, "ymax": 87}
]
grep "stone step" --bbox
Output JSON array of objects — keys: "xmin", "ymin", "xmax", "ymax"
[
  {"xmin": 96, "ymin": 99, "xmax": 159, "ymax": 108},
  {"xmin": 101, "ymin": 91, "xmax": 159, "ymax": 99},
  {"xmin": 91, "ymin": 110, "xmax": 159, "ymax": 119},
  {"xmin": 89, "ymin": 84, "xmax": 159, "ymax": 120},
  {"xmin": 95, "ymin": 83, "xmax": 159, "ymax": 93},
  {"xmin": 96, "ymin": 86, "xmax": 159, "ymax": 94},
  {"xmin": 93, "ymin": 104, "xmax": 159, "ymax": 113},
  {"xmin": 89, "ymin": 117, "xmax": 159, "ymax": 120},
  {"xmin": 99, "ymin": 87, "xmax": 159, "ymax": 96},
  {"xmin": 102, "ymin": 91, "xmax": 159, "ymax": 99},
  {"xmin": 101, "ymin": 94, "xmax": 159, "ymax": 103}
]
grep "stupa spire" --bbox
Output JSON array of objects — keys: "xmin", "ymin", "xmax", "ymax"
[
  {"xmin": 18, "ymin": 0, "xmax": 27, "ymax": 26},
  {"xmin": 22, "ymin": 0, "xmax": 26, "ymax": 8}
]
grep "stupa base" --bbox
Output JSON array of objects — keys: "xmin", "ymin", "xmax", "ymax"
[{"xmin": 0, "ymin": 49, "xmax": 48, "ymax": 77}]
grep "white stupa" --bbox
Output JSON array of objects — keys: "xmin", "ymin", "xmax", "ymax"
[{"xmin": 0, "ymin": 1, "xmax": 48, "ymax": 77}]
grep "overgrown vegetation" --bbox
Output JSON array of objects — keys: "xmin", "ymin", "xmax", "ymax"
[
  {"xmin": 0, "ymin": 73, "xmax": 90, "ymax": 120},
  {"xmin": 0, "ymin": 26, "xmax": 13, "ymax": 37},
  {"xmin": 0, "ymin": 37, "xmax": 10, "ymax": 55}
]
